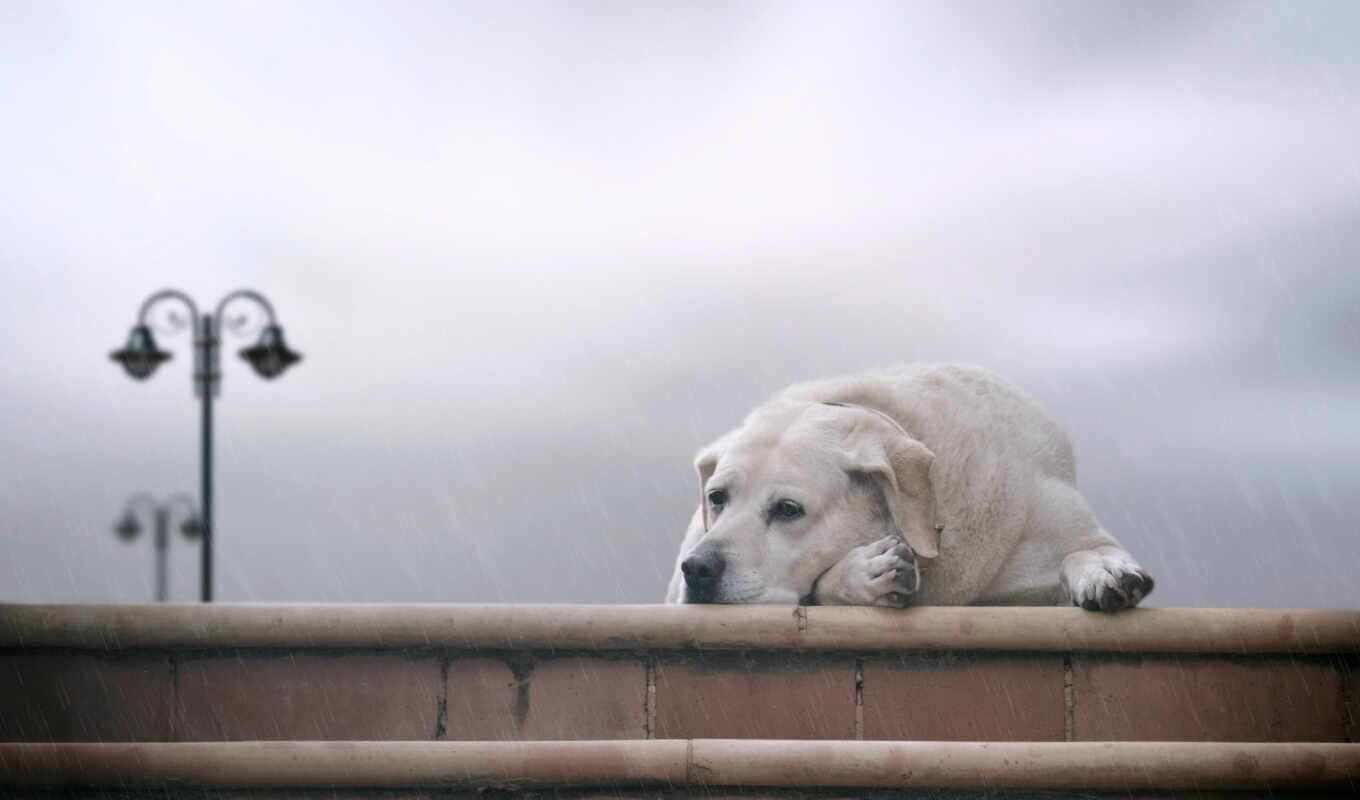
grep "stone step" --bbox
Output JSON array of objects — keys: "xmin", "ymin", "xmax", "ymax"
[{"xmin": 3, "ymin": 739, "xmax": 1359, "ymax": 796}]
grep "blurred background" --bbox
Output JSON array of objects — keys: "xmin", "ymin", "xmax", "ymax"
[{"xmin": 2, "ymin": 1, "xmax": 1357, "ymax": 607}]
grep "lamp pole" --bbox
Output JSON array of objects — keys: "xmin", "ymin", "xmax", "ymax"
[
  {"xmin": 113, "ymin": 493, "xmax": 202, "ymax": 602},
  {"xmin": 111, "ymin": 289, "xmax": 301, "ymax": 602}
]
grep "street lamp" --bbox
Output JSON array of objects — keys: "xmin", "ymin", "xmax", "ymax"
[
  {"xmin": 110, "ymin": 289, "xmax": 302, "ymax": 602},
  {"xmin": 112, "ymin": 493, "xmax": 202, "ymax": 602}
]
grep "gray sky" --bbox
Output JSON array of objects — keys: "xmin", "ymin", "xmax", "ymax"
[{"xmin": 2, "ymin": 0, "xmax": 1357, "ymax": 607}]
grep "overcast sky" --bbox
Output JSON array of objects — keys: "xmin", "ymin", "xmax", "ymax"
[{"xmin": 2, "ymin": 1, "xmax": 1357, "ymax": 607}]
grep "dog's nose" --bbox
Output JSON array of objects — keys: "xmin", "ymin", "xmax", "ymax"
[{"xmin": 681, "ymin": 549, "xmax": 726, "ymax": 600}]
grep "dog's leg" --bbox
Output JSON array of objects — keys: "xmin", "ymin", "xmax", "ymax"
[
  {"xmin": 1034, "ymin": 477, "xmax": 1155, "ymax": 612},
  {"xmin": 810, "ymin": 536, "xmax": 918, "ymax": 607},
  {"xmin": 1060, "ymin": 546, "xmax": 1155, "ymax": 612}
]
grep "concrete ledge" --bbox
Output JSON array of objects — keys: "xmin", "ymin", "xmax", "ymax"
[
  {"xmin": 3, "ymin": 740, "xmax": 1358, "ymax": 790},
  {"xmin": 3, "ymin": 604, "xmax": 1359, "ymax": 653}
]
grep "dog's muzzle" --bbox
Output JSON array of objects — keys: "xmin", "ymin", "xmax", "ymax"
[{"xmin": 680, "ymin": 547, "xmax": 726, "ymax": 603}]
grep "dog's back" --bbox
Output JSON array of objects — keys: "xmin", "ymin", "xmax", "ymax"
[{"xmin": 775, "ymin": 363, "xmax": 1076, "ymax": 484}]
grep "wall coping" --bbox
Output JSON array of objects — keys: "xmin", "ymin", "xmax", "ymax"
[
  {"xmin": 2, "ymin": 604, "xmax": 1357, "ymax": 653},
  {"xmin": 4, "ymin": 740, "xmax": 1359, "ymax": 789}
]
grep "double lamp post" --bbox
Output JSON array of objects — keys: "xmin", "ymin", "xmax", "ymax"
[
  {"xmin": 110, "ymin": 289, "xmax": 302, "ymax": 602},
  {"xmin": 113, "ymin": 493, "xmax": 202, "ymax": 603}
]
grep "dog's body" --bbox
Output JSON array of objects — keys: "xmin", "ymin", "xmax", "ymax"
[{"xmin": 665, "ymin": 364, "xmax": 1153, "ymax": 611}]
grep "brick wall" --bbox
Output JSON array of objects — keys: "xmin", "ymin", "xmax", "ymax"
[{"xmin": 2, "ymin": 606, "xmax": 1356, "ymax": 745}]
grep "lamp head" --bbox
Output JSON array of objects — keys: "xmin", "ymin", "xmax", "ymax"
[
  {"xmin": 110, "ymin": 325, "xmax": 172, "ymax": 380},
  {"xmin": 114, "ymin": 512, "xmax": 142, "ymax": 541},
  {"xmin": 179, "ymin": 515, "xmax": 203, "ymax": 540},
  {"xmin": 239, "ymin": 325, "xmax": 301, "ymax": 379}
]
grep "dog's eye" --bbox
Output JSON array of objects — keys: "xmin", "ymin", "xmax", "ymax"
[
  {"xmin": 707, "ymin": 489, "xmax": 728, "ymax": 508},
  {"xmin": 771, "ymin": 499, "xmax": 804, "ymax": 521}
]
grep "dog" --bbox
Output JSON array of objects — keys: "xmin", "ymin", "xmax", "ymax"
[{"xmin": 665, "ymin": 364, "xmax": 1153, "ymax": 611}]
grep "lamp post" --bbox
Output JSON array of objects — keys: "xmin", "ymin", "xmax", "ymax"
[
  {"xmin": 113, "ymin": 493, "xmax": 202, "ymax": 602},
  {"xmin": 110, "ymin": 289, "xmax": 302, "ymax": 602}
]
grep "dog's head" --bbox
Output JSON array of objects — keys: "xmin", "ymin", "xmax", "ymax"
[{"xmin": 680, "ymin": 401, "xmax": 939, "ymax": 604}]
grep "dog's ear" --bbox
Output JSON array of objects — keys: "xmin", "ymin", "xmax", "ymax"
[
  {"xmin": 693, "ymin": 431, "xmax": 734, "ymax": 530},
  {"xmin": 843, "ymin": 418, "xmax": 940, "ymax": 558}
]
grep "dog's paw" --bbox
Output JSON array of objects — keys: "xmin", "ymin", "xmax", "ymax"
[
  {"xmin": 816, "ymin": 536, "xmax": 919, "ymax": 607},
  {"xmin": 1062, "ymin": 548, "xmax": 1154, "ymax": 612}
]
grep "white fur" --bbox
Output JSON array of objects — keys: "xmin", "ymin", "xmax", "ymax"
[{"xmin": 665, "ymin": 364, "xmax": 1154, "ymax": 611}]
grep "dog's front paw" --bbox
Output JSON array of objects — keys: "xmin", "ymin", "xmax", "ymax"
[
  {"xmin": 814, "ymin": 536, "xmax": 918, "ymax": 607},
  {"xmin": 1061, "ymin": 547, "xmax": 1154, "ymax": 612}
]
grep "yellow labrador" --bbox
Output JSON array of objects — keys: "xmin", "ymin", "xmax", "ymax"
[{"xmin": 665, "ymin": 364, "xmax": 1153, "ymax": 611}]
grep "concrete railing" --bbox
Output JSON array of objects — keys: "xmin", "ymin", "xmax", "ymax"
[
  {"xmin": 4, "ymin": 603, "xmax": 1359, "ymax": 651},
  {"xmin": 2, "ymin": 604, "xmax": 1358, "ymax": 795},
  {"xmin": 5, "ymin": 740, "xmax": 1360, "ymax": 791}
]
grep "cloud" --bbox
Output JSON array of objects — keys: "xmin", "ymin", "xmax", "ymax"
[{"xmin": 1, "ymin": 0, "xmax": 1358, "ymax": 607}]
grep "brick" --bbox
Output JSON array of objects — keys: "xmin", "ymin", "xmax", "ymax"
[
  {"xmin": 862, "ymin": 653, "xmax": 1064, "ymax": 741},
  {"xmin": 653, "ymin": 652, "xmax": 855, "ymax": 739},
  {"xmin": 175, "ymin": 652, "xmax": 439, "ymax": 740},
  {"xmin": 1072, "ymin": 655, "xmax": 1346, "ymax": 742},
  {"xmin": 442, "ymin": 657, "xmax": 516, "ymax": 740},
  {"xmin": 0, "ymin": 653, "xmax": 172, "ymax": 742},
  {"xmin": 521, "ymin": 657, "xmax": 645, "ymax": 739},
  {"xmin": 443, "ymin": 656, "xmax": 645, "ymax": 740}
]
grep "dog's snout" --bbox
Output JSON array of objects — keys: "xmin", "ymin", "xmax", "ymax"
[{"xmin": 681, "ymin": 549, "xmax": 727, "ymax": 601}]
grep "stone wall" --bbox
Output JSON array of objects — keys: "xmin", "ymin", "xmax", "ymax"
[
  {"xmin": 2, "ymin": 647, "xmax": 1354, "ymax": 743},
  {"xmin": 1, "ymin": 604, "xmax": 1357, "ymax": 796}
]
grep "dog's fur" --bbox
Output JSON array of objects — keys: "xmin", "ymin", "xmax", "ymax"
[{"xmin": 665, "ymin": 364, "xmax": 1153, "ymax": 610}]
